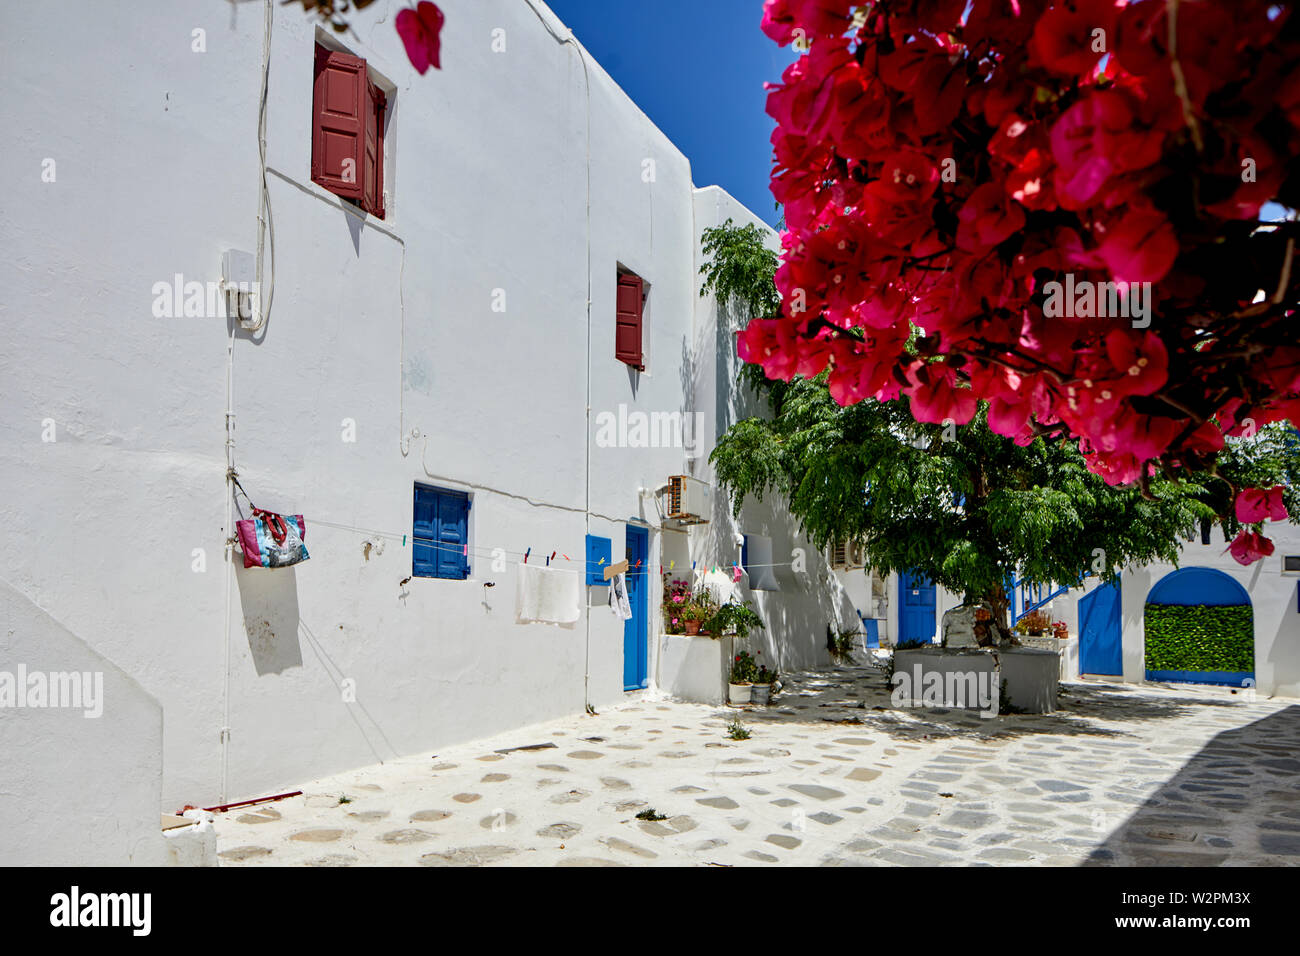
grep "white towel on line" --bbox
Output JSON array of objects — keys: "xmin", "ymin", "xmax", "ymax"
[
  {"xmin": 608, "ymin": 572, "xmax": 632, "ymax": 621},
  {"xmin": 516, "ymin": 564, "xmax": 582, "ymax": 625}
]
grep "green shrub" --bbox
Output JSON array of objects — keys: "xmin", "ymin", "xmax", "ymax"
[{"xmin": 1143, "ymin": 604, "xmax": 1253, "ymax": 672}]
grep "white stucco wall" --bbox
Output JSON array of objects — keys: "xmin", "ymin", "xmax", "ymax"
[
  {"xmin": 0, "ymin": 0, "xmax": 850, "ymax": 824},
  {"xmin": 689, "ymin": 186, "xmax": 862, "ymax": 673},
  {"xmin": 0, "ymin": 581, "xmax": 168, "ymax": 866},
  {"xmin": 1116, "ymin": 526, "xmax": 1300, "ymax": 697},
  {"xmin": 1019, "ymin": 526, "xmax": 1299, "ymax": 697}
]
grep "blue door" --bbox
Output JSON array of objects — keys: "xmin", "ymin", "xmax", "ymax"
[
  {"xmin": 624, "ymin": 525, "xmax": 649, "ymax": 690},
  {"xmin": 898, "ymin": 572, "xmax": 936, "ymax": 646},
  {"xmin": 1079, "ymin": 579, "xmax": 1122, "ymax": 676}
]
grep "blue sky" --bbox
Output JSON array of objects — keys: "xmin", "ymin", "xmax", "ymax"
[{"xmin": 545, "ymin": 0, "xmax": 795, "ymax": 226}]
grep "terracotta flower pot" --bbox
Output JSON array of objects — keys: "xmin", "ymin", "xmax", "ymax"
[{"xmin": 685, "ymin": 620, "xmax": 701, "ymax": 635}]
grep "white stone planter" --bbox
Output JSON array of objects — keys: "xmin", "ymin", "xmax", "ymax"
[
  {"xmin": 893, "ymin": 645, "xmax": 1059, "ymax": 714},
  {"xmin": 656, "ymin": 633, "xmax": 731, "ymax": 705},
  {"xmin": 728, "ymin": 682, "xmax": 752, "ymax": 705}
]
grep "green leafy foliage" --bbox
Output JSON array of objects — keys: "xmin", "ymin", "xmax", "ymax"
[
  {"xmin": 1144, "ymin": 604, "xmax": 1254, "ymax": 672},
  {"xmin": 707, "ymin": 601, "xmax": 765, "ymax": 639}
]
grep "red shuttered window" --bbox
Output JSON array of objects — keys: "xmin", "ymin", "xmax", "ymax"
[
  {"xmin": 312, "ymin": 43, "xmax": 386, "ymax": 218},
  {"xmin": 615, "ymin": 272, "xmax": 644, "ymax": 370}
]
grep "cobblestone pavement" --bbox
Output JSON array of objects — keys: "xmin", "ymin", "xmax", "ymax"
[{"xmin": 213, "ymin": 664, "xmax": 1300, "ymax": 866}]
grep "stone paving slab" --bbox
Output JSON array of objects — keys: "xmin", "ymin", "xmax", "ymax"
[{"xmin": 212, "ymin": 665, "xmax": 1299, "ymax": 866}]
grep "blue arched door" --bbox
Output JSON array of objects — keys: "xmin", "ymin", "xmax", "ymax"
[{"xmin": 1144, "ymin": 567, "xmax": 1253, "ymax": 688}]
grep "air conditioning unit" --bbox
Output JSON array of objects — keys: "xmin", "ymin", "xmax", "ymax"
[
  {"xmin": 665, "ymin": 475, "xmax": 711, "ymax": 524},
  {"xmin": 1282, "ymin": 554, "xmax": 1300, "ymax": 576},
  {"xmin": 829, "ymin": 539, "xmax": 866, "ymax": 570}
]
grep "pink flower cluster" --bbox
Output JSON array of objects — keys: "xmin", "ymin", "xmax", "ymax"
[
  {"xmin": 747, "ymin": 0, "xmax": 1300, "ymax": 562},
  {"xmin": 1227, "ymin": 486, "xmax": 1289, "ymax": 565}
]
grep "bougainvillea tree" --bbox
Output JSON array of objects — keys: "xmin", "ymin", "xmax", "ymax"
[
  {"xmin": 744, "ymin": 0, "xmax": 1300, "ymax": 560},
  {"xmin": 703, "ymin": 218, "xmax": 1299, "ymax": 632}
]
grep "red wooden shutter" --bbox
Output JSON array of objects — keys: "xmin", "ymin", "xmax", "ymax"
[
  {"xmin": 615, "ymin": 273, "xmax": 644, "ymax": 369},
  {"xmin": 311, "ymin": 45, "xmax": 366, "ymax": 201},
  {"xmin": 364, "ymin": 80, "xmax": 385, "ymax": 218}
]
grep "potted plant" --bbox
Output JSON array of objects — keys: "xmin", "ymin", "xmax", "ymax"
[
  {"xmin": 663, "ymin": 575, "xmax": 690, "ymax": 634},
  {"xmin": 682, "ymin": 603, "xmax": 710, "ymax": 636},
  {"xmin": 1014, "ymin": 609, "xmax": 1051, "ymax": 637},
  {"xmin": 729, "ymin": 650, "xmax": 757, "ymax": 704},
  {"xmin": 752, "ymin": 661, "xmax": 778, "ymax": 706},
  {"xmin": 708, "ymin": 600, "xmax": 764, "ymax": 640},
  {"xmin": 1052, "ymin": 620, "xmax": 1069, "ymax": 640}
]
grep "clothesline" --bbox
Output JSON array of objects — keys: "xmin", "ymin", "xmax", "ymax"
[{"xmin": 303, "ymin": 515, "xmax": 914, "ymax": 578}]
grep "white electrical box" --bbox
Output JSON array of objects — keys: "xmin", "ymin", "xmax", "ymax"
[{"xmin": 222, "ymin": 249, "xmax": 257, "ymax": 324}]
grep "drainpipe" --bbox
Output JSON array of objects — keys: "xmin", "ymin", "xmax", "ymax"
[
  {"xmin": 219, "ymin": 0, "xmax": 275, "ymax": 804},
  {"xmin": 524, "ymin": 2, "xmax": 593, "ymax": 709}
]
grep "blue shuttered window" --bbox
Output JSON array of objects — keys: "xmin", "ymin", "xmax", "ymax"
[
  {"xmin": 585, "ymin": 534, "xmax": 612, "ymax": 586},
  {"xmin": 413, "ymin": 484, "xmax": 470, "ymax": 579}
]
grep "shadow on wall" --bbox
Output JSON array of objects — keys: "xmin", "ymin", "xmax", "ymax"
[
  {"xmin": 234, "ymin": 562, "xmax": 303, "ymax": 675},
  {"xmin": 698, "ymin": 297, "xmax": 860, "ymax": 672},
  {"xmin": 1083, "ymin": 704, "xmax": 1300, "ymax": 865},
  {"xmin": 1265, "ymin": 599, "xmax": 1300, "ymax": 692}
]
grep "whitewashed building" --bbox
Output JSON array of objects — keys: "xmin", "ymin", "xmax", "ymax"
[
  {"xmin": 845, "ymin": 517, "xmax": 1300, "ymax": 699},
  {"xmin": 3, "ymin": 0, "xmax": 1295, "ymax": 868},
  {"xmin": 0, "ymin": 0, "xmax": 863, "ymax": 864}
]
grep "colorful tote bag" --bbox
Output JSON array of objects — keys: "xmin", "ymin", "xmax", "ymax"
[{"xmin": 236, "ymin": 507, "xmax": 310, "ymax": 569}]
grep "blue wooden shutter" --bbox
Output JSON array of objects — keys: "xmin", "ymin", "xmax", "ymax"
[
  {"xmin": 413, "ymin": 486, "xmax": 470, "ymax": 579},
  {"xmin": 412, "ymin": 486, "xmax": 439, "ymax": 577},
  {"xmin": 586, "ymin": 534, "xmax": 611, "ymax": 585},
  {"xmin": 437, "ymin": 492, "xmax": 470, "ymax": 579}
]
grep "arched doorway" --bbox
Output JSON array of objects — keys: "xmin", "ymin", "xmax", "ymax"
[{"xmin": 1143, "ymin": 567, "xmax": 1254, "ymax": 688}]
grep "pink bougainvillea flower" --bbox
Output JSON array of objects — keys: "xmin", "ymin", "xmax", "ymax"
[
  {"xmin": 956, "ymin": 181, "xmax": 1026, "ymax": 253},
  {"xmin": 1227, "ymin": 530, "xmax": 1275, "ymax": 566},
  {"xmin": 1028, "ymin": 0, "xmax": 1117, "ymax": 77},
  {"xmin": 1093, "ymin": 205, "xmax": 1179, "ymax": 284},
  {"xmin": 1104, "ymin": 328, "xmax": 1168, "ymax": 398},
  {"xmin": 396, "ymin": 2, "xmax": 444, "ymax": 74},
  {"xmin": 905, "ymin": 360, "xmax": 978, "ymax": 425},
  {"xmin": 1235, "ymin": 486, "xmax": 1289, "ymax": 524}
]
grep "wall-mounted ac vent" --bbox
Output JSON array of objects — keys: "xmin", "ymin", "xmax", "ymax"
[
  {"xmin": 829, "ymin": 539, "xmax": 866, "ymax": 570},
  {"xmin": 665, "ymin": 475, "xmax": 711, "ymax": 524},
  {"xmin": 1282, "ymin": 555, "xmax": 1300, "ymax": 576}
]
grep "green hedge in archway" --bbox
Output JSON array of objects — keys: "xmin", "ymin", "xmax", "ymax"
[{"xmin": 1143, "ymin": 603, "xmax": 1254, "ymax": 672}]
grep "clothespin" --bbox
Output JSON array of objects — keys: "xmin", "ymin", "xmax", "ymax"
[
  {"xmin": 598, "ymin": 556, "xmax": 605, "ymax": 565},
  {"xmin": 524, "ymin": 548, "xmax": 531, "ymax": 564},
  {"xmin": 732, "ymin": 563, "xmax": 742, "ymax": 583},
  {"xmin": 669, "ymin": 560, "xmax": 675, "ymax": 570},
  {"xmin": 463, "ymin": 544, "xmax": 468, "ymax": 556},
  {"xmin": 548, "ymin": 551, "xmax": 556, "ymax": 567},
  {"xmin": 692, "ymin": 561, "xmax": 696, "ymax": 570},
  {"xmin": 402, "ymin": 534, "xmax": 406, "ymax": 546},
  {"xmin": 562, "ymin": 554, "xmax": 570, "ymax": 561}
]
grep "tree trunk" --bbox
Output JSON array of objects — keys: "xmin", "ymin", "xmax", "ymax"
[{"xmin": 983, "ymin": 583, "xmax": 1013, "ymax": 646}]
